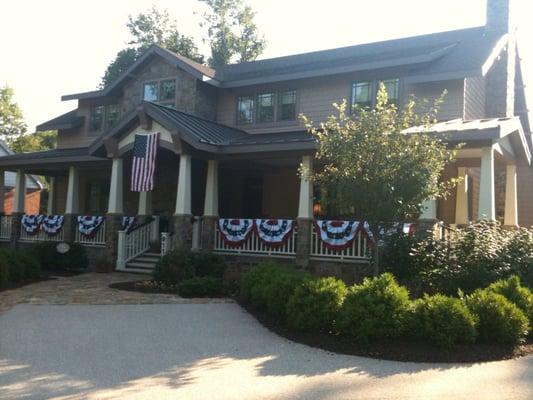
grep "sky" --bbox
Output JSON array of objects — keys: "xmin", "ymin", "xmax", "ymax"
[{"xmin": 0, "ymin": 0, "xmax": 531, "ymax": 132}]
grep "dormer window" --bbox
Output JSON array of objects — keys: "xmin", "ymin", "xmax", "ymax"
[
  {"xmin": 89, "ymin": 104, "xmax": 120, "ymax": 132},
  {"xmin": 351, "ymin": 78, "xmax": 400, "ymax": 111},
  {"xmin": 143, "ymin": 82, "xmax": 158, "ymax": 102},
  {"xmin": 104, "ymin": 104, "xmax": 120, "ymax": 129},
  {"xmin": 143, "ymin": 79, "xmax": 176, "ymax": 105},
  {"xmin": 89, "ymin": 105, "xmax": 104, "ymax": 131}
]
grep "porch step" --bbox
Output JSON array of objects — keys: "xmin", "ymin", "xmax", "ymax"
[{"xmin": 124, "ymin": 252, "xmax": 161, "ymax": 274}]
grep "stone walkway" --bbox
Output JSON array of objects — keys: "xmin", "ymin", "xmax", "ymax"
[{"xmin": 0, "ymin": 272, "xmax": 233, "ymax": 314}]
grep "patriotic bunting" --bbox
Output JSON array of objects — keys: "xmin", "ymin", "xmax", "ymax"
[
  {"xmin": 122, "ymin": 216, "xmax": 137, "ymax": 233},
  {"xmin": 254, "ymin": 219, "xmax": 295, "ymax": 247},
  {"xmin": 218, "ymin": 218, "xmax": 254, "ymax": 247},
  {"xmin": 21, "ymin": 214, "xmax": 44, "ymax": 235},
  {"xmin": 42, "ymin": 215, "xmax": 64, "ymax": 236},
  {"xmin": 77, "ymin": 216, "xmax": 104, "ymax": 237},
  {"xmin": 314, "ymin": 220, "xmax": 362, "ymax": 251},
  {"xmin": 131, "ymin": 132, "xmax": 159, "ymax": 192}
]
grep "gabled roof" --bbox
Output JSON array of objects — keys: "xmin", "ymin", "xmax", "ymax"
[
  {"xmin": 36, "ymin": 109, "xmax": 84, "ymax": 131},
  {"xmin": 0, "ymin": 139, "xmax": 44, "ymax": 189}
]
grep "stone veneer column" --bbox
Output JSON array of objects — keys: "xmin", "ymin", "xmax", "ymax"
[
  {"xmin": 504, "ymin": 164, "xmax": 518, "ymax": 227},
  {"xmin": 174, "ymin": 154, "xmax": 193, "ymax": 249},
  {"xmin": 105, "ymin": 213, "xmax": 123, "ymax": 271},
  {"xmin": 10, "ymin": 170, "xmax": 26, "ymax": 247},
  {"xmin": 201, "ymin": 160, "xmax": 218, "ymax": 250},
  {"xmin": 105, "ymin": 158, "xmax": 125, "ymax": 269},
  {"xmin": 296, "ymin": 155, "xmax": 313, "ymax": 268}
]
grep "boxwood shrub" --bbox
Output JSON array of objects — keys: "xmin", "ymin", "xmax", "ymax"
[
  {"xmin": 0, "ymin": 248, "xmax": 41, "ymax": 285},
  {"xmin": 30, "ymin": 242, "xmax": 88, "ymax": 271},
  {"xmin": 286, "ymin": 277, "xmax": 347, "ymax": 332},
  {"xmin": 0, "ymin": 259, "xmax": 9, "ymax": 287},
  {"xmin": 485, "ymin": 276, "xmax": 533, "ymax": 327},
  {"xmin": 239, "ymin": 262, "xmax": 279, "ymax": 307},
  {"xmin": 177, "ymin": 276, "xmax": 222, "ymax": 298},
  {"xmin": 466, "ymin": 289, "xmax": 529, "ymax": 344},
  {"xmin": 338, "ymin": 273, "xmax": 411, "ymax": 342},
  {"xmin": 409, "ymin": 294, "xmax": 477, "ymax": 348}
]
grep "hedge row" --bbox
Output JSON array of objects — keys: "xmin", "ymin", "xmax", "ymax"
[
  {"xmin": 240, "ymin": 265, "xmax": 531, "ymax": 347},
  {"xmin": 0, "ymin": 248, "xmax": 41, "ymax": 287}
]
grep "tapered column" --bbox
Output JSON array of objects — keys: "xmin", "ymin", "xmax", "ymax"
[
  {"xmin": 107, "ymin": 158, "xmax": 123, "ymax": 214},
  {"xmin": 138, "ymin": 191, "xmax": 152, "ymax": 216},
  {"xmin": 0, "ymin": 170, "xmax": 5, "ymax": 215},
  {"xmin": 504, "ymin": 164, "xmax": 518, "ymax": 226},
  {"xmin": 174, "ymin": 154, "xmax": 193, "ymax": 249},
  {"xmin": 455, "ymin": 167, "xmax": 469, "ymax": 225},
  {"xmin": 296, "ymin": 155, "xmax": 313, "ymax": 267},
  {"xmin": 47, "ymin": 177, "xmax": 55, "ymax": 215},
  {"xmin": 419, "ymin": 199, "xmax": 437, "ymax": 219},
  {"xmin": 202, "ymin": 160, "xmax": 219, "ymax": 250},
  {"xmin": 13, "ymin": 169, "xmax": 26, "ymax": 214},
  {"xmin": 65, "ymin": 166, "xmax": 79, "ymax": 214},
  {"xmin": 479, "ymin": 146, "xmax": 495, "ymax": 220}
]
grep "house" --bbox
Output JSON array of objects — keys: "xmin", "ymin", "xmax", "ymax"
[
  {"xmin": 0, "ymin": 140, "xmax": 43, "ymax": 215},
  {"xmin": 0, "ymin": 0, "xmax": 529, "ymax": 274}
]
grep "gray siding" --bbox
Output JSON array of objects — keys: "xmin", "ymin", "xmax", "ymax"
[
  {"xmin": 405, "ymin": 80, "xmax": 464, "ymax": 121},
  {"xmin": 464, "ymin": 76, "xmax": 486, "ymax": 120}
]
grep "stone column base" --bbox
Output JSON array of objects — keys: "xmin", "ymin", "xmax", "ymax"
[
  {"xmin": 10, "ymin": 212, "xmax": 23, "ymax": 247},
  {"xmin": 63, "ymin": 214, "xmax": 78, "ymax": 243},
  {"xmin": 201, "ymin": 215, "xmax": 218, "ymax": 251},
  {"xmin": 105, "ymin": 213, "xmax": 123, "ymax": 271},
  {"xmin": 174, "ymin": 214, "xmax": 193, "ymax": 250},
  {"xmin": 296, "ymin": 218, "xmax": 313, "ymax": 268}
]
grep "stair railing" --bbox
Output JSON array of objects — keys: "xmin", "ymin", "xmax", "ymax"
[{"xmin": 116, "ymin": 217, "xmax": 157, "ymax": 270}]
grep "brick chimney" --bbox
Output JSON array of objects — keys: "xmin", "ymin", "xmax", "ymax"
[{"xmin": 484, "ymin": 0, "xmax": 516, "ymax": 118}]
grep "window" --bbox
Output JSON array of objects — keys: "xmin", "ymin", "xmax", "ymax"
[
  {"xmin": 381, "ymin": 78, "xmax": 400, "ymax": 106},
  {"xmin": 351, "ymin": 81, "xmax": 372, "ymax": 109},
  {"xmin": 104, "ymin": 104, "xmax": 120, "ymax": 129},
  {"xmin": 257, "ymin": 93, "xmax": 275, "ymax": 123},
  {"xmin": 159, "ymin": 80, "xmax": 176, "ymax": 102},
  {"xmin": 89, "ymin": 105, "xmax": 104, "ymax": 131},
  {"xmin": 278, "ymin": 90, "xmax": 296, "ymax": 121},
  {"xmin": 143, "ymin": 82, "xmax": 158, "ymax": 102},
  {"xmin": 237, "ymin": 96, "xmax": 254, "ymax": 125}
]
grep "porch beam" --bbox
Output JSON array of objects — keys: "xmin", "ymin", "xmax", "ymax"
[
  {"xmin": 47, "ymin": 177, "xmax": 55, "ymax": 215},
  {"xmin": 203, "ymin": 160, "xmax": 219, "ymax": 217},
  {"xmin": 13, "ymin": 169, "xmax": 26, "ymax": 214},
  {"xmin": 478, "ymin": 146, "xmax": 495, "ymax": 220},
  {"xmin": 175, "ymin": 154, "xmax": 192, "ymax": 215},
  {"xmin": 504, "ymin": 164, "xmax": 518, "ymax": 226},
  {"xmin": 455, "ymin": 167, "xmax": 469, "ymax": 224},
  {"xmin": 107, "ymin": 158, "xmax": 123, "ymax": 214}
]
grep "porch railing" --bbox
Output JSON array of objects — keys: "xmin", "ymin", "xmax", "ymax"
[
  {"xmin": 116, "ymin": 217, "xmax": 157, "ymax": 269},
  {"xmin": 75, "ymin": 219, "xmax": 106, "ymax": 246},
  {"xmin": 214, "ymin": 222, "xmax": 297, "ymax": 258},
  {"xmin": 20, "ymin": 225, "xmax": 65, "ymax": 242},
  {"xmin": 160, "ymin": 232, "xmax": 175, "ymax": 255},
  {"xmin": 310, "ymin": 227, "xmax": 371, "ymax": 261},
  {"xmin": 0, "ymin": 215, "xmax": 12, "ymax": 241}
]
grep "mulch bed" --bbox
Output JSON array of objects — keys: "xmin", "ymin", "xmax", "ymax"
[
  {"xmin": 109, "ymin": 280, "xmax": 177, "ymax": 295},
  {"xmin": 240, "ymin": 302, "xmax": 533, "ymax": 363}
]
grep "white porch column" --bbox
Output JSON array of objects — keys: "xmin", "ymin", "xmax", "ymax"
[
  {"xmin": 504, "ymin": 164, "xmax": 518, "ymax": 226},
  {"xmin": 0, "ymin": 170, "xmax": 5, "ymax": 214},
  {"xmin": 297, "ymin": 155, "xmax": 313, "ymax": 219},
  {"xmin": 420, "ymin": 199, "xmax": 437, "ymax": 219},
  {"xmin": 47, "ymin": 177, "xmax": 55, "ymax": 215},
  {"xmin": 455, "ymin": 167, "xmax": 469, "ymax": 224},
  {"xmin": 65, "ymin": 166, "xmax": 79, "ymax": 214},
  {"xmin": 175, "ymin": 154, "xmax": 192, "ymax": 215},
  {"xmin": 478, "ymin": 146, "xmax": 495, "ymax": 220},
  {"xmin": 203, "ymin": 160, "xmax": 219, "ymax": 216},
  {"xmin": 107, "ymin": 158, "xmax": 123, "ymax": 214},
  {"xmin": 13, "ymin": 170, "xmax": 26, "ymax": 214},
  {"xmin": 138, "ymin": 191, "xmax": 152, "ymax": 216}
]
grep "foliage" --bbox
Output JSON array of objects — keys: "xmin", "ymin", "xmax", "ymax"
[
  {"xmin": 300, "ymin": 85, "xmax": 457, "ymax": 232},
  {"xmin": 409, "ymin": 294, "xmax": 477, "ymax": 348},
  {"xmin": 486, "ymin": 276, "xmax": 533, "ymax": 326},
  {"xmin": 30, "ymin": 242, "xmax": 88, "ymax": 271},
  {"xmin": 382, "ymin": 232, "xmax": 421, "ymax": 283},
  {"xmin": 8, "ymin": 130, "xmax": 57, "ymax": 153},
  {"xmin": 239, "ymin": 262, "xmax": 279, "ymax": 308},
  {"xmin": 177, "ymin": 276, "xmax": 222, "ymax": 297},
  {"xmin": 262, "ymin": 269, "xmax": 310, "ymax": 319},
  {"xmin": 0, "ymin": 248, "xmax": 41, "ymax": 284},
  {"xmin": 337, "ymin": 273, "xmax": 411, "ymax": 342},
  {"xmin": 0, "ymin": 85, "xmax": 27, "ymax": 140},
  {"xmin": 101, "ymin": 7, "xmax": 204, "ymax": 88},
  {"xmin": 465, "ymin": 289, "xmax": 529, "ymax": 344},
  {"xmin": 190, "ymin": 251, "xmax": 226, "ymax": 279},
  {"xmin": 200, "ymin": 0, "xmax": 266, "ymax": 67},
  {"xmin": 286, "ymin": 277, "xmax": 347, "ymax": 332},
  {"xmin": 0, "ymin": 261, "xmax": 8, "ymax": 287}
]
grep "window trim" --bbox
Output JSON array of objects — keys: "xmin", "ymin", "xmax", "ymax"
[
  {"xmin": 142, "ymin": 78, "xmax": 177, "ymax": 105},
  {"xmin": 142, "ymin": 81, "xmax": 159, "ymax": 102},
  {"xmin": 350, "ymin": 77, "xmax": 401, "ymax": 112},
  {"xmin": 236, "ymin": 95, "xmax": 255, "ymax": 125},
  {"xmin": 350, "ymin": 81, "xmax": 373, "ymax": 110},
  {"xmin": 256, "ymin": 92, "xmax": 276, "ymax": 123},
  {"xmin": 88, "ymin": 105, "xmax": 104, "ymax": 132},
  {"xmin": 235, "ymin": 89, "xmax": 298, "ymax": 126},
  {"xmin": 277, "ymin": 90, "xmax": 297, "ymax": 122}
]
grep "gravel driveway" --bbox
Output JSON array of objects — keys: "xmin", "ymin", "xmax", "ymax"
[{"xmin": 0, "ymin": 303, "xmax": 531, "ymax": 400}]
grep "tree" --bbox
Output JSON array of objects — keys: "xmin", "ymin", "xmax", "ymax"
[
  {"xmin": 300, "ymin": 84, "xmax": 458, "ymax": 232},
  {"xmin": 8, "ymin": 130, "xmax": 57, "ymax": 153},
  {"xmin": 100, "ymin": 7, "xmax": 204, "ymax": 88},
  {"xmin": 0, "ymin": 85, "xmax": 26, "ymax": 140},
  {"xmin": 200, "ymin": 0, "xmax": 266, "ymax": 68}
]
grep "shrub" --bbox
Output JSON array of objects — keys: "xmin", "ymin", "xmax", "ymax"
[
  {"xmin": 190, "ymin": 251, "xmax": 226, "ymax": 279},
  {"xmin": 409, "ymin": 294, "xmax": 477, "ymax": 348},
  {"xmin": 177, "ymin": 277, "xmax": 222, "ymax": 297},
  {"xmin": 486, "ymin": 276, "xmax": 533, "ymax": 326},
  {"xmin": 286, "ymin": 277, "xmax": 347, "ymax": 332},
  {"xmin": 30, "ymin": 242, "xmax": 88, "ymax": 271},
  {"xmin": 382, "ymin": 232, "xmax": 420, "ymax": 282},
  {"xmin": 153, "ymin": 248, "xmax": 195, "ymax": 285},
  {"xmin": 0, "ymin": 259, "xmax": 9, "ymax": 287},
  {"xmin": 262, "ymin": 269, "xmax": 310, "ymax": 319},
  {"xmin": 0, "ymin": 249, "xmax": 41, "ymax": 284},
  {"xmin": 338, "ymin": 273, "xmax": 411, "ymax": 342},
  {"xmin": 239, "ymin": 262, "xmax": 279, "ymax": 307},
  {"xmin": 465, "ymin": 289, "xmax": 529, "ymax": 344}
]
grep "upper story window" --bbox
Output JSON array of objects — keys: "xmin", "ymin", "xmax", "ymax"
[
  {"xmin": 351, "ymin": 78, "xmax": 400, "ymax": 111},
  {"xmin": 89, "ymin": 104, "xmax": 120, "ymax": 132},
  {"xmin": 104, "ymin": 104, "xmax": 120, "ymax": 129},
  {"xmin": 351, "ymin": 81, "xmax": 372, "ymax": 109},
  {"xmin": 382, "ymin": 78, "xmax": 399, "ymax": 106},
  {"xmin": 278, "ymin": 90, "xmax": 297, "ymax": 121},
  {"xmin": 237, "ymin": 96, "xmax": 254, "ymax": 125},
  {"xmin": 143, "ymin": 79, "xmax": 176, "ymax": 105},
  {"xmin": 89, "ymin": 105, "xmax": 104, "ymax": 131},
  {"xmin": 257, "ymin": 93, "xmax": 275, "ymax": 123}
]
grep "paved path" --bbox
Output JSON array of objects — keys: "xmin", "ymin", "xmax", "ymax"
[{"xmin": 0, "ymin": 303, "xmax": 532, "ymax": 400}]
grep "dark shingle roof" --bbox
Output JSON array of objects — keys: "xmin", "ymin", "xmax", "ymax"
[{"xmin": 36, "ymin": 110, "xmax": 84, "ymax": 131}]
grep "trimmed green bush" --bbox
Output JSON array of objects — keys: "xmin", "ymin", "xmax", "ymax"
[
  {"xmin": 286, "ymin": 277, "xmax": 347, "ymax": 332},
  {"xmin": 30, "ymin": 242, "xmax": 88, "ymax": 271},
  {"xmin": 486, "ymin": 276, "xmax": 533, "ymax": 327},
  {"xmin": 409, "ymin": 294, "xmax": 477, "ymax": 348},
  {"xmin": 338, "ymin": 273, "xmax": 411, "ymax": 342},
  {"xmin": 0, "ymin": 259, "xmax": 9, "ymax": 287},
  {"xmin": 0, "ymin": 249, "xmax": 41, "ymax": 284},
  {"xmin": 191, "ymin": 251, "xmax": 226, "ymax": 279},
  {"xmin": 177, "ymin": 277, "xmax": 222, "ymax": 297},
  {"xmin": 466, "ymin": 289, "xmax": 529, "ymax": 344},
  {"xmin": 262, "ymin": 269, "xmax": 310, "ymax": 319},
  {"xmin": 239, "ymin": 262, "xmax": 279, "ymax": 307},
  {"xmin": 153, "ymin": 248, "xmax": 195, "ymax": 285}
]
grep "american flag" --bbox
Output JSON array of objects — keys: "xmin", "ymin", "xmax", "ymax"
[{"xmin": 131, "ymin": 132, "xmax": 159, "ymax": 192}]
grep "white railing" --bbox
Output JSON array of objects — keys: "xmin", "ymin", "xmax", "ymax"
[
  {"xmin": 75, "ymin": 219, "xmax": 106, "ymax": 246},
  {"xmin": 160, "ymin": 232, "xmax": 175, "ymax": 255},
  {"xmin": 20, "ymin": 225, "xmax": 64, "ymax": 242},
  {"xmin": 310, "ymin": 227, "xmax": 371, "ymax": 261},
  {"xmin": 0, "ymin": 215, "xmax": 12, "ymax": 241},
  {"xmin": 214, "ymin": 222, "xmax": 297, "ymax": 258},
  {"xmin": 116, "ymin": 218, "xmax": 157, "ymax": 269}
]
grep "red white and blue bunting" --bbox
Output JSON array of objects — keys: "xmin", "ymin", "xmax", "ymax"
[
  {"xmin": 77, "ymin": 216, "xmax": 104, "ymax": 237},
  {"xmin": 314, "ymin": 220, "xmax": 374, "ymax": 251},
  {"xmin": 122, "ymin": 216, "xmax": 137, "ymax": 233},
  {"xmin": 21, "ymin": 214, "xmax": 44, "ymax": 235},
  {"xmin": 218, "ymin": 218, "xmax": 254, "ymax": 247},
  {"xmin": 42, "ymin": 215, "xmax": 64, "ymax": 236},
  {"xmin": 254, "ymin": 219, "xmax": 295, "ymax": 247}
]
